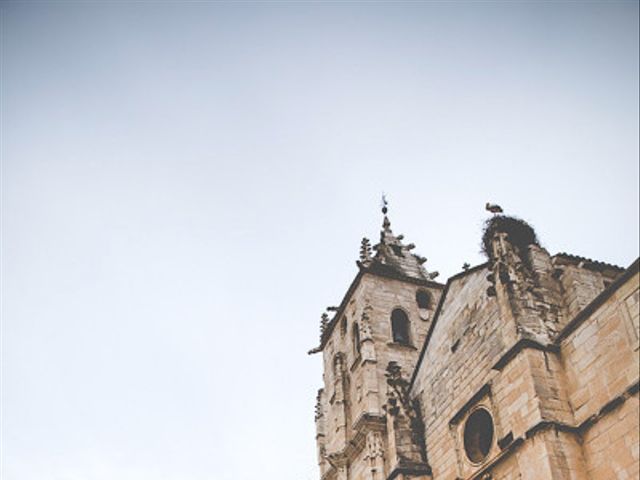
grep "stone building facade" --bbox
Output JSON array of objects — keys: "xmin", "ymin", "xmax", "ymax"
[{"xmin": 309, "ymin": 211, "xmax": 639, "ymax": 480}]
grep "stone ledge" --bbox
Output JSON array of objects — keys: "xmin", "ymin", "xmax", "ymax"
[
  {"xmin": 492, "ymin": 338, "xmax": 559, "ymax": 371},
  {"xmin": 387, "ymin": 460, "xmax": 432, "ymax": 480},
  {"xmin": 449, "ymin": 383, "xmax": 492, "ymax": 426},
  {"xmin": 459, "ymin": 437, "xmax": 525, "ymax": 480},
  {"xmin": 387, "ymin": 341, "xmax": 417, "ymax": 351},
  {"xmin": 522, "ymin": 379, "xmax": 640, "ymax": 439}
]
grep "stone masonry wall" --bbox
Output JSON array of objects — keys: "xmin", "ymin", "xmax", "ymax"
[
  {"xmin": 408, "ymin": 262, "xmax": 638, "ymax": 480},
  {"xmin": 410, "ymin": 267, "xmax": 512, "ymax": 478},
  {"xmin": 412, "ymin": 269, "xmax": 638, "ymax": 480},
  {"xmin": 557, "ymin": 264, "xmax": 609, "ymax": 324},
  {"xmin": 559, "ymin": 269, "xmax": 640, "ymax": 479}
]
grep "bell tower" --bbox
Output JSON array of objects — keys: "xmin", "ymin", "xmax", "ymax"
[{"xmin": 310, "ymin": 204, "xmax": 444, "ymax": 480}]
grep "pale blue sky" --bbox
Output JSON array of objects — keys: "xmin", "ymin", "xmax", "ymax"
[{"xmin": 2, "ymin": 2, "xmax": 638, "ymax": 480}]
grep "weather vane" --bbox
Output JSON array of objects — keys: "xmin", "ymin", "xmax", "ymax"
[{"xmin": 381, "ymin": 193, "xmax": 388, "ymax": 214}]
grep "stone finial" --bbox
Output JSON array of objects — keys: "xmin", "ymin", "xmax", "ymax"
[
  {"xmin": 314, "ymin": 388, "xmax": 324, "ymax": 420},
  {"xmin": 359, "ymin": 237, "xmax": 372, "ymax": 264},
  {"xmin": 319, "ymin": 313, "xmax": 330, "ymax": 339},
  {"xmin": 381, "ymin": 193, "xmax": 389, "ymax": 214}
]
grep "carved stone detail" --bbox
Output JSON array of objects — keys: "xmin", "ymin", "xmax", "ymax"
[
  {"xmin": 486, "ymin": 226, "xmax": 564, "ymax": 342},
  {"xmin": 384, "ymin": 362, "xmax": 428, "ymax": 466}
]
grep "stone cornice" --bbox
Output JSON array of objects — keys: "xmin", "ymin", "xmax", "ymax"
[
  {"xmin": 449, "ymin": 383, "xmax": 492, "ymax": 426},
  {"xmin": 387, "ymin": 460, "xmax": 432, "ymax": 480},
  {"xmin": 491, "ymin": 338, "xmax": 559, "ymax": 372}
]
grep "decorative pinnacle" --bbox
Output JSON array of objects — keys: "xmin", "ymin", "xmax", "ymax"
[
  {"xmin": 359, "ymin": 237, "xmax": 372, "ymax": 263},
  {"xmin": 320, "ymin": 313, "xmax": 330, "ymax": 336},
  {"xmin": 381, "ymin": 193, "xmax": 388, "ymax": 215}
]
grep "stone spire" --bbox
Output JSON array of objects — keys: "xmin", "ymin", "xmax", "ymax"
[{"xmin": 360, "ymin": 199, "xmax": 438, "ymax": 282}]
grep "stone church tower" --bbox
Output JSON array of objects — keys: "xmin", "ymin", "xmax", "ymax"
[
  {"xmin": 309, "ymin": 209, "xmax": 444, "ymax": 480},
  {"xmin": 310, "ymin": 209, "xmax": 639, "ymax": 480}
]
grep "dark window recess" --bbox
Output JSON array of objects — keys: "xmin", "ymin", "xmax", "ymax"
[
  {"xmin": 391, "ymin": 309, "xmax": 411, "ymax": 345},
  {"xmin": 463, "ymin": 408, "xmax": 494, "ymax": 463},
  {"xmin": 391, "ymin": 245, "xmax": 404, "ymax": 257},
  {"xmin": 416, "ymin": 290, "xmax": 431, "ymax": 309},
  {"xmin": 352, "ymin": 323, "xmax": 361, "ymax": 354}
]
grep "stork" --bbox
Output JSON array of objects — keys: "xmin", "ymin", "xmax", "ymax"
[{"xmin": 485, "ymin": 202, "xmax": 503, "ymax": 214}]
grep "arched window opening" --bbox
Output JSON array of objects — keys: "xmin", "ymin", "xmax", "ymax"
[
  {"xmin": 463, "ymin": 408, "xmax": 494, "ymax": 464},
  {"xmin": 352, "ymin": 323, "xmax": 361, "ymax": 355},
  {"xmin": 416, "ymin": 290, "xmax": 431, "ymax": 309},
  {"xmin": 391, "ymin": 309, "xmax": 410, "ymax": 345}
]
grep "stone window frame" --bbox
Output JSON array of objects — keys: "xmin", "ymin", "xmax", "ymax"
[
  {"xmin": 449, "ymin": 383, "xmax": 505, "ymax": 476},
  {"xmin": 462, "ymin": 406, "xmax": 495, "ymax": 465}
]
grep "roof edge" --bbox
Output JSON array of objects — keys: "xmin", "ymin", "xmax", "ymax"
[
  {"xmin": 554, "ymin": 257, "xmax": 639, "ymax": 344},
  {"xmin": 552, "ymin": 252, "xmax": 625, "ymax": 272},
  {"xmin": 409, "ymin": 256, "xmax": 639, "ymax": 390}
]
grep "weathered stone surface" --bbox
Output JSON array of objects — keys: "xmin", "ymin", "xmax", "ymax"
[{"xmin": 312, "ymin": 213, "xmax": 639, "ymax": 480}]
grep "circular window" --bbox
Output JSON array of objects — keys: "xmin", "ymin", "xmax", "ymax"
[
  {"xmin": 416, "ymin": 290, "xmax": 431, "ymax": 309},
  {"xmin": 463, "ymin": 408, "xmax": 494, "ymax": 463}
]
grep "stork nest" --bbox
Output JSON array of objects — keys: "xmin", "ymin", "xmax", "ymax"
[{"xmin": 481, "ymin": 215, "xmax": 539, "ymax": 259}]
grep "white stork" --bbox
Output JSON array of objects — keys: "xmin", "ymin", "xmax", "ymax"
[{"xmin": 485, "ymin": 202, "xmax": 503, "ymax": 214}]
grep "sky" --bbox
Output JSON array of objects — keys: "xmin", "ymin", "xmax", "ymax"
[{"xmin": 1, "ymin": 2, "xmax": 638, "ymax": 479}]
